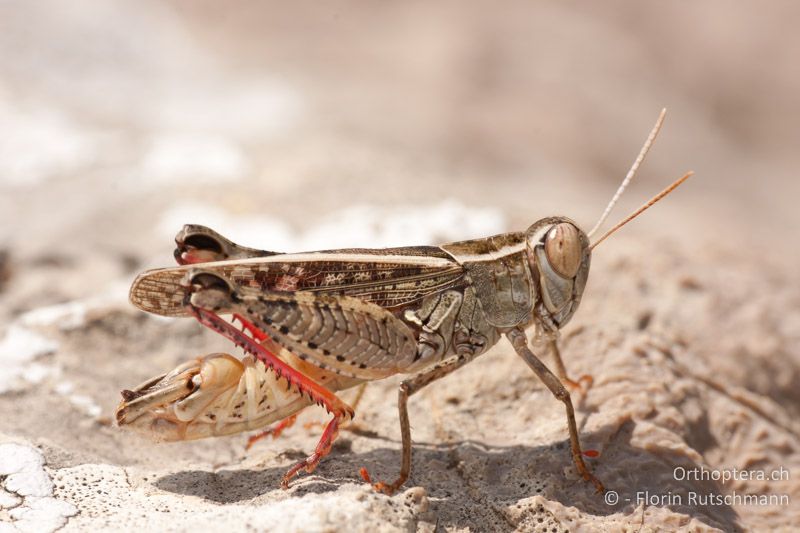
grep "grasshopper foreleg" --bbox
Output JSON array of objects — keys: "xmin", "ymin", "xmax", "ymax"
[
  {"xmin": 245, "ymin": 414, "xmax": 299, "ymax": 450},
  {"xmin": 507, "ymin": 328, "xmax": 604, "ymax": 493},
  {"xmin": 361, "ymin": 353, "xmax": 476, "ymax": 495}
]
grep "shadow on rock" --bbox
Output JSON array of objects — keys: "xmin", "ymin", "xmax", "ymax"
[{"xmin": 155, "ymin": 421, "xmax": 742, "ymax": 531}]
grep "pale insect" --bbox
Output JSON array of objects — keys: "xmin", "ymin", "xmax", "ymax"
[{"xmin": 117, "ymin": 109, "xmax": 691, "ymax": 494}]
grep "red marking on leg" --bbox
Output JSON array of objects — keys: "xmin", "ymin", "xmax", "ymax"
[
  {"xmin": 359, "ymin": 467, "xmax": 373, "ymax": 483},
  {"xmin": 583, "ymin": 449, "xmax": 600, "ymax": 458},
  {"xmin": 281, "ymin": 416, "xmax": 342, "ymax": 488},
  {"xmin": 245, "ymin": 414, "xmax": 298, "ymax": 450},
  {"xmin": 188, "ymin": 305, "xmax": 355, "ymax": 486},
  {"xmin": 232, "ymin": 313, "xmax": 268, "ymax": 342},
  {"xmin": 357, "ymin": 467, "xmax": 399, "ymax": 494},
  {"xmin": 188, "ymin": 307, "xmax": 354, "ymax": 421}
]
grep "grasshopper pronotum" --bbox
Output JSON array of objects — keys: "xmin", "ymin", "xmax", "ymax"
[{"xmin": 117, "ymin": 109, "xmax": 691, "ymax": 495}]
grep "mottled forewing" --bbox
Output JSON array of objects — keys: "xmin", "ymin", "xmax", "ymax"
[{"xmin": 130, "ymin": 247, "xmax": 465, "ymax": 317}]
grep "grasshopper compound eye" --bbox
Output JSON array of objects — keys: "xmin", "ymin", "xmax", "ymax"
[
  {"xmin": 116, "ymin": 354, "xmax": 247, "ymax": 440},
  {"xmin": 524, "ymin": 217, "xmax": 591, "ymax": 329},
  {"xmin": 545, "ymin": 223, "xmax": 583, "ymax": 279}
]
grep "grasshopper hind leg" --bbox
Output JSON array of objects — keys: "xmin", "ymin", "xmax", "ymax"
[
  {"xmin": 281, "ymin": 415, "xmax": 343, "ymax": 488},
  {"xmin": 184, "ymin": 303, "xmax": 355, "ymax": 488}
]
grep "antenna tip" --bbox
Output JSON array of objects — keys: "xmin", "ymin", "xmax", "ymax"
[{"xmin": 589, "ymin": 169, "xmax": 694, "ymax": 250}]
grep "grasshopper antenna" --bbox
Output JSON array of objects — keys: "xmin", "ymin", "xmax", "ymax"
[
  {"xmin": 587, "ymin": 108, "xmax": 667, "ymax": 239},
  {"xmin": 589, "ymin": 170, "xmax": 693, "ymax": 250}
]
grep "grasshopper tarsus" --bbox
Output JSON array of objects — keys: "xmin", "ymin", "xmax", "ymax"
[
  {"xmin": 358, "ymin": 466, "xmax": 404, "ymax": 496},
  {"xmin": 584, "ymin": 469, "xmax": 606, "ymax": 494},
  {"xmin": 281, "ymin": 415, "xmax": 343, "ymax": 487}
]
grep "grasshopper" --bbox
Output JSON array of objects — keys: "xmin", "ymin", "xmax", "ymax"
[{"xmin": 117, "ymin": 110, "xmax": 691, "ymax": 495}]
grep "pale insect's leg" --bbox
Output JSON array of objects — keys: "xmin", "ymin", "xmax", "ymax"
[
  {"xmin": 349, "ymin": 382, "xmax": 368, "ymax": 411},
  {"xmin": 338, "ymin": 383, "xmax": 371, "ymax": 434},
  {"xmin": 548, "ymin": 339, "xmax": 593, "ymax": 392},
  {"xmin": 245, "ymin": 413, "xmax": 299, "ymax": 450}
]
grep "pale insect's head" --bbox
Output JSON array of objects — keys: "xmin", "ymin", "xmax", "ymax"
[
  {"xmin": 524, "ymin": 217, "xmax": 591, "ymax": 329},
  {"xmin": 115, "ymin": 353, "xmax": 244, "ymax": 441}
]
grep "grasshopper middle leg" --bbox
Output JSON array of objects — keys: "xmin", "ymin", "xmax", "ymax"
[{"xmin": 361, "ymin": 354, "xmax": 476, "ymax": 495}]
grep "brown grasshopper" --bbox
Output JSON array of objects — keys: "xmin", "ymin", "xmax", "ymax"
[{"xmin": 117, "ymin": 109, "xmax": 691, "ymax": 495}]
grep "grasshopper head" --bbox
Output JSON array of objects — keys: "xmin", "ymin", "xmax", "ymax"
[
  {"xmin": 115, "ymin": 353, "xmax": 244, "ymax": 441},
  {"xmin": 525, "ymin": 217, "xmax": 591, "ymax": 329}
]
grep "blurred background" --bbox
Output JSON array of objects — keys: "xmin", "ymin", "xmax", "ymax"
[{"xmin": 2, "ymin": 1, "xmax": 799, "ymax": 312}]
